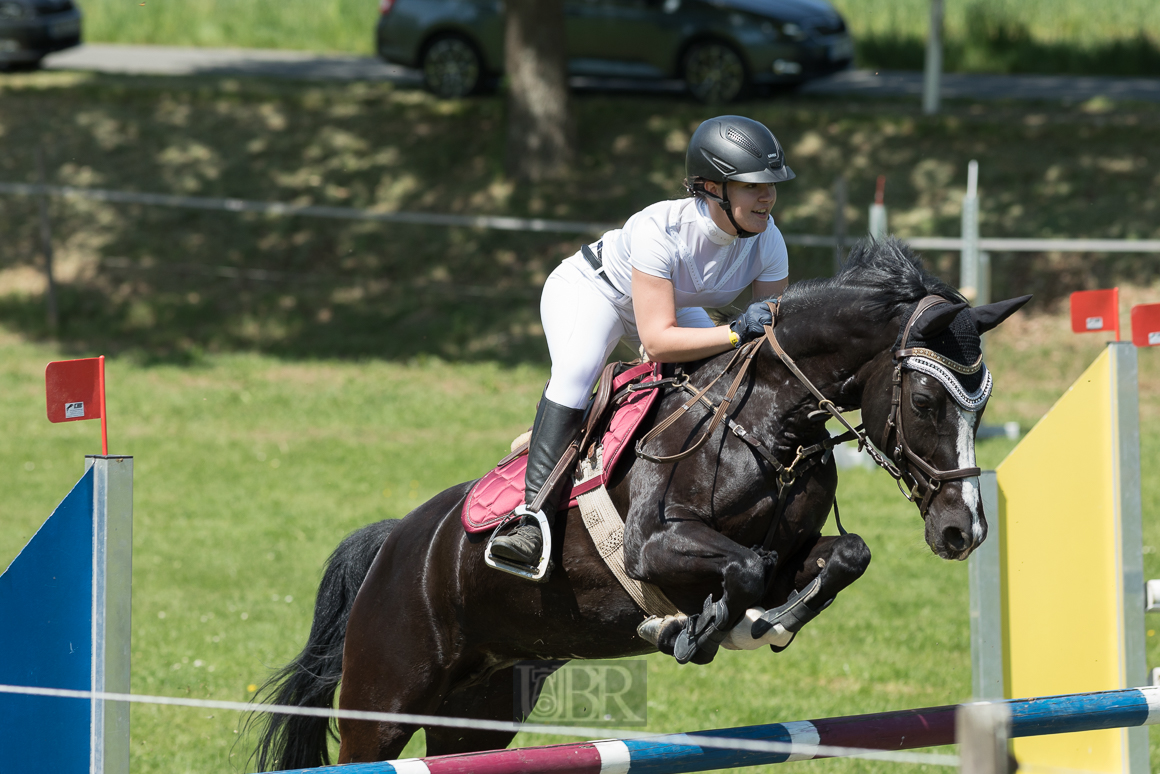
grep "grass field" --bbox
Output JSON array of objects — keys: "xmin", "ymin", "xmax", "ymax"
[
  {"xmin": 832, "ymin": 0, "xmax": 1160, "ymax": 75},
  {"xmin": 0, "ymin": 59, "xmax": 1157, "ymax": 772},
  {"xmin": 2, "ymin": 295, "xmax": 1159, "ymax": 773},
  {"xmin": 73, "ymin": 0, "xmax": 1160, "ymax": 76}
]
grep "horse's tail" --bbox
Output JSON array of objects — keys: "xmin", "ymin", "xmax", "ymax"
[{"xmin": 248, "ymin": 518, "xmax": 399, "ymax": 771}]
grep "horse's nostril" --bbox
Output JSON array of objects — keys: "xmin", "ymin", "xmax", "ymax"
[{"xmin": 942, "ymin": 526, "xmax": 968, "ymax": 553}]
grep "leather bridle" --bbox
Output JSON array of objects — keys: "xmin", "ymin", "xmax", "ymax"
[
  {"xmin": 881, "ymin": 295, "xmax": 982, "ymax": 515},
  {"xmin": 635, "ymin": 295, "xmax": 982, "ymax": 534}
]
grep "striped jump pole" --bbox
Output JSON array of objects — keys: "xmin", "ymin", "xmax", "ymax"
[{"xmin": 284, "ymin": 685, "xmax": 1160, "ymax": 774}]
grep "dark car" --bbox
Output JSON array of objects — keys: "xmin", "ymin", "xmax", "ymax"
[
  {"xmin": 0, "ymin": 0, "xmax": 82, "ymax": 69},
  {"xmin": 376, "ymin": 0, "xmax": 853, "ymax": 102}
]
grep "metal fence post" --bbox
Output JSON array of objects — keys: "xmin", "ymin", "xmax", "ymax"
[
  {"xmin": 971, "ymin": 471, "xmax": 1004, "ymax": 700},
  {"xmin": 977, "ymin": 251, "xmax": 990, "ymax": 306},
  {"xmin": 1111, "ymin": 343, "xmax": 1149, "ymax": 773},
  {"xmin": 86, "ymin": 454, "xmax": 133, "ymax": 774},
  {"xmin": 960, "ymin": 161, "xmax": 980, "ymax": 302},
  {"xmin": 923, "ymin": 0, "xmax": 944, "ymax": 115},
  {"xmin": 36, "ymin": 147, "xmax": 59, "ymax": 331},
  {"xmin": 833, "ymin": 175, "xmax": 847, "ymax": 273},
  {"xmin": 957, "ymin": 702, "xmax": 1011, "ymax": 774},
  {"xmin": 868, "ymin": 174, "xmax": 887, "ymax": 240}
]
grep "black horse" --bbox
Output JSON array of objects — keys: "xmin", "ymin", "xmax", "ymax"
[{"xmin": 251, "ymin": 239, "xmax": 1029, "ymax": 769}]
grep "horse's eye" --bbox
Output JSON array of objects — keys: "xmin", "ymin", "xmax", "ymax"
[{"xmin": 911, "ymin": 393, "xmax": 935, "ymax": 411}]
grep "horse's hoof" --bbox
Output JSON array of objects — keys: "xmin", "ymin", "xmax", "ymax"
[
  {"xmin": 636, "ymin": 614, "xmax": 686, "ymax": 648},
  {"xmin": 751, "ymin": 577, "xmax": 826, "ymax": 639},
  {"xmin": 769, "ymin": 631, "xmax": 797, "ymax": 653},
  {"xmin": 673, "ymin": 629, "xmax": 721, "ymax": 664},
  {"xmin": 672, "ymin": 596, "xmax": 729, "ymax": 664},
  {"xmin": 673, "ymin": 629, "xmax": 701, "ymax": 664}
]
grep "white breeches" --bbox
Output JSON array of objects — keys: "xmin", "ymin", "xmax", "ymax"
[{"xmin": 540, "ymin": 254, "xmax": 714, "ymax": 409}]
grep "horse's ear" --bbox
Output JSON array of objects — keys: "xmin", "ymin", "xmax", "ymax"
[
  {"xmin": 970, "ymin": 294, "xmax": 1032, "ymax": 334},
  {"xmin": 914, "ymin": 302, "xmax": 967, "ymax": 338}
]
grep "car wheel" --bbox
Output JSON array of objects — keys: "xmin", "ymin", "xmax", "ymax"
[
  {"xmin": 420, "ymin": 35, "xmax": 482, "ymax": 99},
  {"xmin": 1, "ymin": 58, "xmax": 43, "ymax": 73},
  {"xmin": 683, "ymin": 41, "xmax": 747, "ymax": 104}
]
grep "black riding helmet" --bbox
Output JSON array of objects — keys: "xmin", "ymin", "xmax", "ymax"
[{"xmin": 684, "ymin": 115, "xmax": 794, "ymax": 238}]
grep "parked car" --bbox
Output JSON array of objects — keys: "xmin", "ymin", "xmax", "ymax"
[
  {"xmin": 0, "ymin": 0, "xmax": 82, "ymax": 69},
  {"xmin": 376, "ymin": 0, "xmax": 853, "ymax": 102}
]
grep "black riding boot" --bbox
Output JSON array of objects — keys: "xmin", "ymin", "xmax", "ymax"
[{"xmin": 489, "ymin": 395, "xmax": 586, "ymax": 566}]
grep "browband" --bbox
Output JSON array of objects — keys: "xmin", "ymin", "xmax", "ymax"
[
  {"xmin": 902, "ymin": 356, "xmax": 992, "ymax": 411},
  {"xmin": 895, "ymin": 347, "xmax": 984, "ymax": 375}
]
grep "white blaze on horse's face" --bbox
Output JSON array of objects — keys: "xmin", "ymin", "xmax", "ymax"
[{"xmin": 954, "ymin": 406, "xmax": 984, "ymax": 545}]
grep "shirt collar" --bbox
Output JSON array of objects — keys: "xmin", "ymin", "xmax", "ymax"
[{"xmin": 694, "ymin": 197, "xmax": 738, "ymax": 246}]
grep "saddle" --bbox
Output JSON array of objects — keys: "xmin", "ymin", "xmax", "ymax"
[{"xmin": 461, "ymin": 361, "xmax": 664, "ymax": 534}]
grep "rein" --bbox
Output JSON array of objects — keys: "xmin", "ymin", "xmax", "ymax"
[{"xmin": 634, "ymin": 296, "xmax": 983, "ymax": 545}]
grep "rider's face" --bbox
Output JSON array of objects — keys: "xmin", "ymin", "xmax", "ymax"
[{"xmin": 704, "ymin": 181, "xmax": 776, "ymax": 235}]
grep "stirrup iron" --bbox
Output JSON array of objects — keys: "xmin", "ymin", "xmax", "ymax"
[{"xmin": 484, "ymin": 504, "xmax": 553, "ymax": 583}]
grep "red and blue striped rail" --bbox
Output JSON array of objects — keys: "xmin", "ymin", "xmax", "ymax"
[{"xmin": 286, "ymin": 685, "xmax": 1160, "ymax": 774}]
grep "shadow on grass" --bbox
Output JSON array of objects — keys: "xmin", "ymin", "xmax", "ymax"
[{"xmin": 0, "ymin": 72, "xmax": 1157, "ymax": 364}]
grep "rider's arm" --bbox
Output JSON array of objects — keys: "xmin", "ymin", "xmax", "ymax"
[
  {"xmin": 632, "ymin": 269, "xmax": 735, "ymax": 363},
  {"xmin": 753, "ymin": 278, "xmax": 787, "ymax": 300}
]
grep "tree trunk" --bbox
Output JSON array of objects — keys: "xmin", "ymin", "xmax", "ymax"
[{"xmin": 504, "ymin": 0, "xmax": 574, "ymax": 181}]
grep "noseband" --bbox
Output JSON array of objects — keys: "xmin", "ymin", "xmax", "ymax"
[{"xmin": 635, "ymin": 295, "xmax": 980, "ymax": 521}]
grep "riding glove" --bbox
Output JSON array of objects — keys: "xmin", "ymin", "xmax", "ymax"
[{"xmin": 729, "ymin": 299, "xmax": 776, "ymax": 345}]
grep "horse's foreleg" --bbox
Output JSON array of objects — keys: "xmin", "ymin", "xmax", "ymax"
[
  {"xmin": 628, "ymin": 517, "xmax": 775, "ymax": 665},
  {"xmin": 722, "ymin": 533, "xmax": 871, "ymax": 652}
]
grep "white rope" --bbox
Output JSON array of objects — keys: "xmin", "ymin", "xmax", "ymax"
[
  {"xmin": 0, "ymin": 683, "xmax": 957, "ymax": 767},
  {"xmin": 5, "ymin": 182, "xmax": 1160, "ymax": 252},
  {"xmin": 0, "ymin": 183, "xmax": 614, "ymax": 235}
]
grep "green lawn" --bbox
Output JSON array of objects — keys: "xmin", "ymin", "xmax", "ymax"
[
  {"xmin": 2, "ymin": 316, "xmax": 1159, "ymax": 773},
  {"xmin": 833, "ymin": 0, "xmax": 1160, "ymax": 75},
  {"xmin": 73, "ymin": 0, "xmax": 1160, "ymax": 76}
]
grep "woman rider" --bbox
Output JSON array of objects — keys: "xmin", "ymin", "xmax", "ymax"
[{"xmin": 489, "ymin": 115, "xmax": 795, "ymax": 571}]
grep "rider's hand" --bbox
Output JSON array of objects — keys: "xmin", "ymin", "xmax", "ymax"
[{"xmin": 729, "ymin": 299, "xmax": 775, "ymax": 345}]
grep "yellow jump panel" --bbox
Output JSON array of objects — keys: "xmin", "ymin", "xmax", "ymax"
[{"xmin": 997, "ymin": 348, "xmax": 1130, "ymax": 772}]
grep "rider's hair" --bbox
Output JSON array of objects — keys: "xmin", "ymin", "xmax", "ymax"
[{"xmin": 683, "ymin": 176, "xmax": 709, "ymax": 199}]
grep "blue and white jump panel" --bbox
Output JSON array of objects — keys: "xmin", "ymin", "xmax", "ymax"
[
  {"xmin": 0, "ymin": 456, "xmax": 133, "ymax": 774},
  {"xmin": 279, "ymin": 686, "xmax": 1160, "ymax": 774}
]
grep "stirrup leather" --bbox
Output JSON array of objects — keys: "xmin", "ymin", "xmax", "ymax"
[{"xmin": 484, "ymin": 505, "xmax": 553, "ymax": 583}]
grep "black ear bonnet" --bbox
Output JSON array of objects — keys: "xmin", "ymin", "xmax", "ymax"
[{"xmin": 896, "ymin": 302, "xmax": 990, "ymax": 410}]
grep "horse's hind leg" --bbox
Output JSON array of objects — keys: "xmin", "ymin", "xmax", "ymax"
[
  {"xmin": 338, "ymin": 543, "xmax": 455, "ymax": 762},
  {"xmin": 425, "ymin": 669, "xmax": 518, "ymax": 756},
  {"xmin": 426, "ymin": 662, "xmax": 567, "ymax": 755}
]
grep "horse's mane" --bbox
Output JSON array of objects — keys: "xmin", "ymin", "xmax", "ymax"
[{"xmin": 782, "ymin": 237, "xmax": 965, "ymax": 319}]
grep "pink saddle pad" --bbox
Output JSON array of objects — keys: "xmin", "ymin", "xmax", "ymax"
[{"xmin": 461, "ymin": 363, "xmax": 661, "ymax": 534}]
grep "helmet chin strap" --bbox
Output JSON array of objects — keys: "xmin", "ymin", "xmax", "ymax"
[{"xmin": 692, "ymin": 180, "xmax": 761, "ymax": 239}]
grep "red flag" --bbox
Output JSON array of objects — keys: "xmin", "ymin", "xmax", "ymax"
[
  {"xmin": 1132, "ymin": 303, "xmax": 1160, "ymax": 347},
  {"xmin": 45, "ymin": 356, "xmax": 108, "ymax": 454},
  {"xmin": 1070, "ymin": 288, "xmax": 1120, "ymax": 341}
]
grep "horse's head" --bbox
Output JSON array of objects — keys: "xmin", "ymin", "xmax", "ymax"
[{"xmin": 860, "ymin": 294, "xmax": 1030, "ymax": 560}]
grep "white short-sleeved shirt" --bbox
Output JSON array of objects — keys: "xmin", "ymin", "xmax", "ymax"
[{"xmin": 598, "ymin": 197, "xmax": 789, "ymax": 310}]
